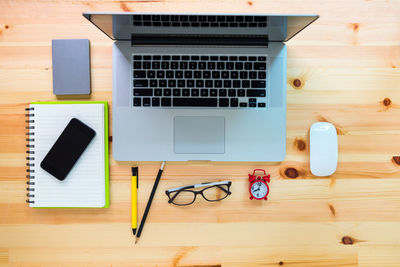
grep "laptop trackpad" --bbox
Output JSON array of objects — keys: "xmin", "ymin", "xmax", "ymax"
[{"xmin": 174, "ymin": 116, "xmax": 225, "ymax": 154}]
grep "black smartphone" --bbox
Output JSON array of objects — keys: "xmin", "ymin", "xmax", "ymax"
[{"xmin": 40, "ymin": 118, "xmax": 96, "ymax": 181}]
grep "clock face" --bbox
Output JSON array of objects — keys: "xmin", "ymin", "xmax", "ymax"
[{"xmin": 250, "ymin": 181, "xmax": 268, "ymax": 199}]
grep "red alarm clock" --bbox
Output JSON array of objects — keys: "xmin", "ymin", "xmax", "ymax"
[{"xmin": 248, "ymin": 169, "xmax": 270, "ymax": 200}]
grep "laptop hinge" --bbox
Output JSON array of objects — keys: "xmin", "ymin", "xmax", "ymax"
[{"xmin": 131, "ymin": 34, "xmax": 268, "ymax": 47}]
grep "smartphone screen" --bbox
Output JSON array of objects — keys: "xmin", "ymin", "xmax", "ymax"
[{"xmin": 40, "ymin": 118, "xmax": 96, "ymax": 181}]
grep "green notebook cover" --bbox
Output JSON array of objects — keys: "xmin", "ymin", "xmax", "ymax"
[{"xmin": 29, "ymin": 101, "xmax": 109, "ymax": 208}]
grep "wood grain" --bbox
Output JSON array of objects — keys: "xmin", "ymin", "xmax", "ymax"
[{"xmin": 1, "ymin": 0, "xmax": 400, "ymax": 266}]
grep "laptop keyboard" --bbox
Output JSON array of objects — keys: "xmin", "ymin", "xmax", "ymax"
[
  {"xmin": 133, "ymin": 15, "xmax": 267, "ymax": 28},
  {"xmin": 132, "ymin": 54, "xmax": 268, "ymax": 108}
]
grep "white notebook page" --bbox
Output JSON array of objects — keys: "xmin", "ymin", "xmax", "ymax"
[{"xmin": 28, "ymin": 104, "xmax": 105, "ymax": 207}]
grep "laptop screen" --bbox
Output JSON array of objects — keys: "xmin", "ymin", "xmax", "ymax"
[{"xmin": 83, "ymin": 13, "xmax": 318, "ymax": 44}]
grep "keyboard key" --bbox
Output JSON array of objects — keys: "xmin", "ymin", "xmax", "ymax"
[
  {"xmin": 196, "ymin": 80, "xmax": 204, "ymax": 87},
  {"xmin": 226, "ymin": 62, "xmax": 234, "ymax": 70},
  {"xmin": 220, "ymin": 56, "xmax": 228, "ymax": 61},
  {"xmin": 182, "ymin": 89, "xmax": 190, "ymax": 96},
  {"xmin": 133, "ymin": 97, "xmax": 141, "ymax": 106},
  {"xmin": 239, "ymin": 56, "xmax": 247, "ymax": 61},
  {"xmin": 199, "ymin": 16, "xmax": 207, "ymax": 22},
  {"xmin": 224, "ymin": 80, "xmax": 232, "ymax": 88},
  {"xmin": 207, "ymin": 62, "xmax": 215, "ymax": 69},
  {"xmin": 172, "ymin": 55, "xmax": 180, "ymax": 60},
  {"xmin": 161, "ymin": 98, "xmax": 171, "ymax": 107},
  {"xmin": 166, "ymin": 71, "xmax": 174, "ymax": 78},
  {"xmin": 212, "ymin": 71, "xmax": 220, "ymax": 79},
  {"xmin": 258, "ymin": 56, "xmax": 267, "ymax": 61},
  {"xmin": 162, "ymin": 55, "xmax": 171, "ymax": 60},
  {"xmin": 189, "ymin": 16, "xmax": 198, "ymax": 22},
  {"xmin": 191, "ymin": 89, "xmax": 199, "ymax": 96},
  {"xmin": 233, "ymin": 80, "xmax": 240, "ymax": 88},
  {"xmin": 255, "ymin": 16, "xmax": 267, "ymax": 22},
  {"xmin": 178, "ymin": 80, "xmax": 185, "ymax": 87},
  {"xmin": 134, "ymin": 71, "xmax": 146, "ymax": 78},
  {"xmin": 157, "ymin": 71, "xmax": 164, "ymax": 78},
  {"xmin": 194, "ymin": 71, "xmax": 201, "ymax": 78},
  {"xmin": 199, "ymin": 62, "xmax": 207, "ymax": 69},
  {"xmin": 235, "ymin": 62, "xmax": 243, "ymax": 70},
  {"xmin": 203, "ymin": 71, "xmax": 211, "ymax": 78},
  {"xmin": 219, "ymin": 98, "xmax": 229, "ymax": 107},
  {"xmin": 143, "ymin": 97, "xmax": 150, "ymax": 106},
  {"xmin": 171, "ymin": 16, "xmax": 179, "ymax": 22},
  {"xmin": 221, "ymin": 71, "xmax": 229, "ymax": 79},
  {"xmin": 248, "ymin": 56, "xmax": 257, "ymax": 61},
  {"xmin": 153, "ymin": 55, "xmax": 161, "ymax": 60},
  {"xmin": 242, "ymin": 80, "xmax": 250, "ymax": 88},
  {"xmin": 187, "ymin": 80, "xmax": 195, "ymax": 87},
  {"xmin": 191, "ymin": 56, "xmax": 200, "ymax": 60},
  {"xmin": 236, "ymin": 16, "xmax": 244, "ymax": 22},
  {"xmin": 154, "ymin": 89, "xmax": 162, "ymax": 96},
  {"xmin": 251, "ymin": 80, "xmax": 266, "ymax": 88},
  {"xmin": 163, "ymin": 89, "xmax": 171, "ymax": 96},
  {"xmin": 208, "ymin": 16, "xmax": 216, "ymax": 22},
  {"xmin": 247, "ymin": 90, "xmax": 266, "ymax": 97},
  {"xmin": 249, "ymin": 103, "xmax": 256, "ymax": 108},
  {"xmin": 249, "ymin": 22, "xmax": 257, "ymax": 27},
  {"xmin": 173, "ymin": 89, "xmax": 181, "ymax": 96},
  {"xmin": 205, "ymin": 80, "xmax": 213, "ymax": 87},
  {"xmin": 134, "ymin": 80, "xmax": 148, "ymax": 87},
  {"xmin": 152, "ymin": 61, "xmax": 160, "ymax": 69},
  {"xmin": 230, "ymin": 98, "xmax": 238, "ymax": 107},
  {"xmin": 149, "ymin": 79, "xmax": 157, "ymax": 87},
  {"xmin": 143, "ymin": 56, "xmax": 151, "ymax": 60},
  {"xmin": 161, "ymin": 62, "xmax": 169, "ymax": 69},
  {"xmin": 258, "ymin": 71, "xmax": 266, "ymax": 79},
  {"xmin": 201, "ymin": 56, "xmax": 209, "ymax": 60},
  {"xmin": 171, "ymin": 62, "xmax": 179, "ymax": 69},
  {"xmin": 201, "ymin": 22, "xmax": 210, "ymax": 27},
  {"xmin": 239, "ymin": 23, "xmax": 247, "ymax": 27},
  {"xmin": 249, "ymin": 98, "xmax": 257, "ymax": 103},
  {"xmin": 182, "ymin": 56, "xmax": 190, "ymax": 60},
  {"xmin": 229, "ymin": 56, "xmax": 238, "ymax": 61},
  {"xmin": 153, "ymin": 22, "xmax": 162, "ymax": 26},
  {"xmin": 254, "ymin": 62, "xmax": 267, "ymax": 70},
  {"xmin": 134, "ymin": 22, "xmax": 142, "ymax": 26},
  {"xmin": 143, "ymin": 61, "xmax": 151, "ymax": 69},
  {"xmin": 180, "ymin": 62, "xmax": 188, "ymax": 69},
  {"xmin": 175, "ymin": 71, "xmax": 183, "ymax": 78},
  {"xmin": 238, "ymin": 89, "xmax": 245, "ymax": 97},
  {"xmin": 231, "ymin": 71, "xmax": 238, "ymax": 79},
  {"xmin": 214, "ymin": 80, "xmax": 222, "ymax": 88},
  {"xmin": 219, "ymin": 89, "xmax": 227, "ymax": 97},
  {"xmin": 210, "ymin": 89, "xmax": 217, "ymax": 97},
  {"xmin": 173, "ymin": 98, "xmax": 217, "ymax": 107},
  {"xmin": 210, "ymin": 56, "xmax": 218, "ymax": 60},
  {"xmin": 245, "ymin": 62, "xmax": 252, "ymax": 70},
  {"xmin": 201, "ymin": 89, "xmax": 208, "ymax": 96},
  {"xmin": 133, "ymin": 62, "xmax": 141, "ymax": 69},
  {"xmin": 152, "ymin": 97, "xmax": 160, "ymax": 107},
  {"xmin": 189, "ymin": 61, "xmax": 197, "ymax": 70},
  {"xmin": 185, "ymin": 71, "xmax": 192, "ymax": 78},
  {"xmin": 168, "ymin": 80, "xmax": 176, "ymax": 87},
  {"xmin": 133, "ymin": 55, "xmax": 142, "ymax": 60},
  {"xmin": 249, "ymin": 71, "xmax": 257, "ymax": 79},
  {"xmin": 161, "ymin": 15, "xmax": 169, "ymax": 21},
  {"xmin": 148, "ymin": 70, "xmax": 156, "ymax": 78},
  {"xmin": 217, "ymin": 62, "xmax": 225, "ymax": 69},
  {"xmin": 180, "ymin": 16, "xmax": 188, "ymax": 22},
  {"xmin": 240, "ymin": 102, "xmax": 247, "ymax": 107},
  {"xmin": 228, "ymin": 89, "xmax": 236, "ymax": 97},
  {"xmin": 258, "ymin": 103, "xmax": 266, "ymax": 108},
  {"xmin": 240, "ymin": 71, "xmax": 248, "ymax": 79},
  {"xmin": 152, "ymin": 15, "xmax": 160, "ymax": 21},
  {"xmin": 182, "ymin": 22, "xmax": 190, "ymax": 27}
]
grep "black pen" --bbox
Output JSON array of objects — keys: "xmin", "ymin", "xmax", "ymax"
[{"xmin": 135, "ymin": 161, "xmax": 165, "ymax": 244}]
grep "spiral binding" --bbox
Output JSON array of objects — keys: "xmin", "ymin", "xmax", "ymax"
[{"xmin": 25, "ymin": 107, "xmax": 35, "ymax": 204}]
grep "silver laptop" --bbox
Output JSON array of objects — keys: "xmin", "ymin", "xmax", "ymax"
[{"xmin": 83, "ymin": 13, "xmax": 318, "ymax": 161}]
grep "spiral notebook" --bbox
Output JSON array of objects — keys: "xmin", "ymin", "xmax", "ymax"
[{"xmin": 25, "ymin": 101, "xmax": 109, "ymax": 208}]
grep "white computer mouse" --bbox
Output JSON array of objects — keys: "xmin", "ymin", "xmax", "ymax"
[{"xmin": 310, "ymin": 122, "xmax": 338, "ymax": 176}]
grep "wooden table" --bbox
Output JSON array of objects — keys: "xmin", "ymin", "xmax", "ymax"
[{"xmin": 1, "ymin": 1, "xmax": 400, "ymax": 266}]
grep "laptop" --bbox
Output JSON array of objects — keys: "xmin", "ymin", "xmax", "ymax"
[{"xmin": 83, "ymin": 13, "xmax": 318, "ymax": 161}]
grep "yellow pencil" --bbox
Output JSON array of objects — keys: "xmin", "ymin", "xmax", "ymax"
[{"xmin": 131, "ymin": 167, "xmax": 138, "ymax": 235}]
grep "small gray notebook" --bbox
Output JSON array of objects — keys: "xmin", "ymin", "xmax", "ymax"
[{"xmin": 52, "ymin": 39, "xmax": 91, "ymax": 95}]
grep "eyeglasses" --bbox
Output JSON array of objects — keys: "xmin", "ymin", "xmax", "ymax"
[{"xmin": 165, "ymin": 181, "xmax": 232, "ymax": 206}]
